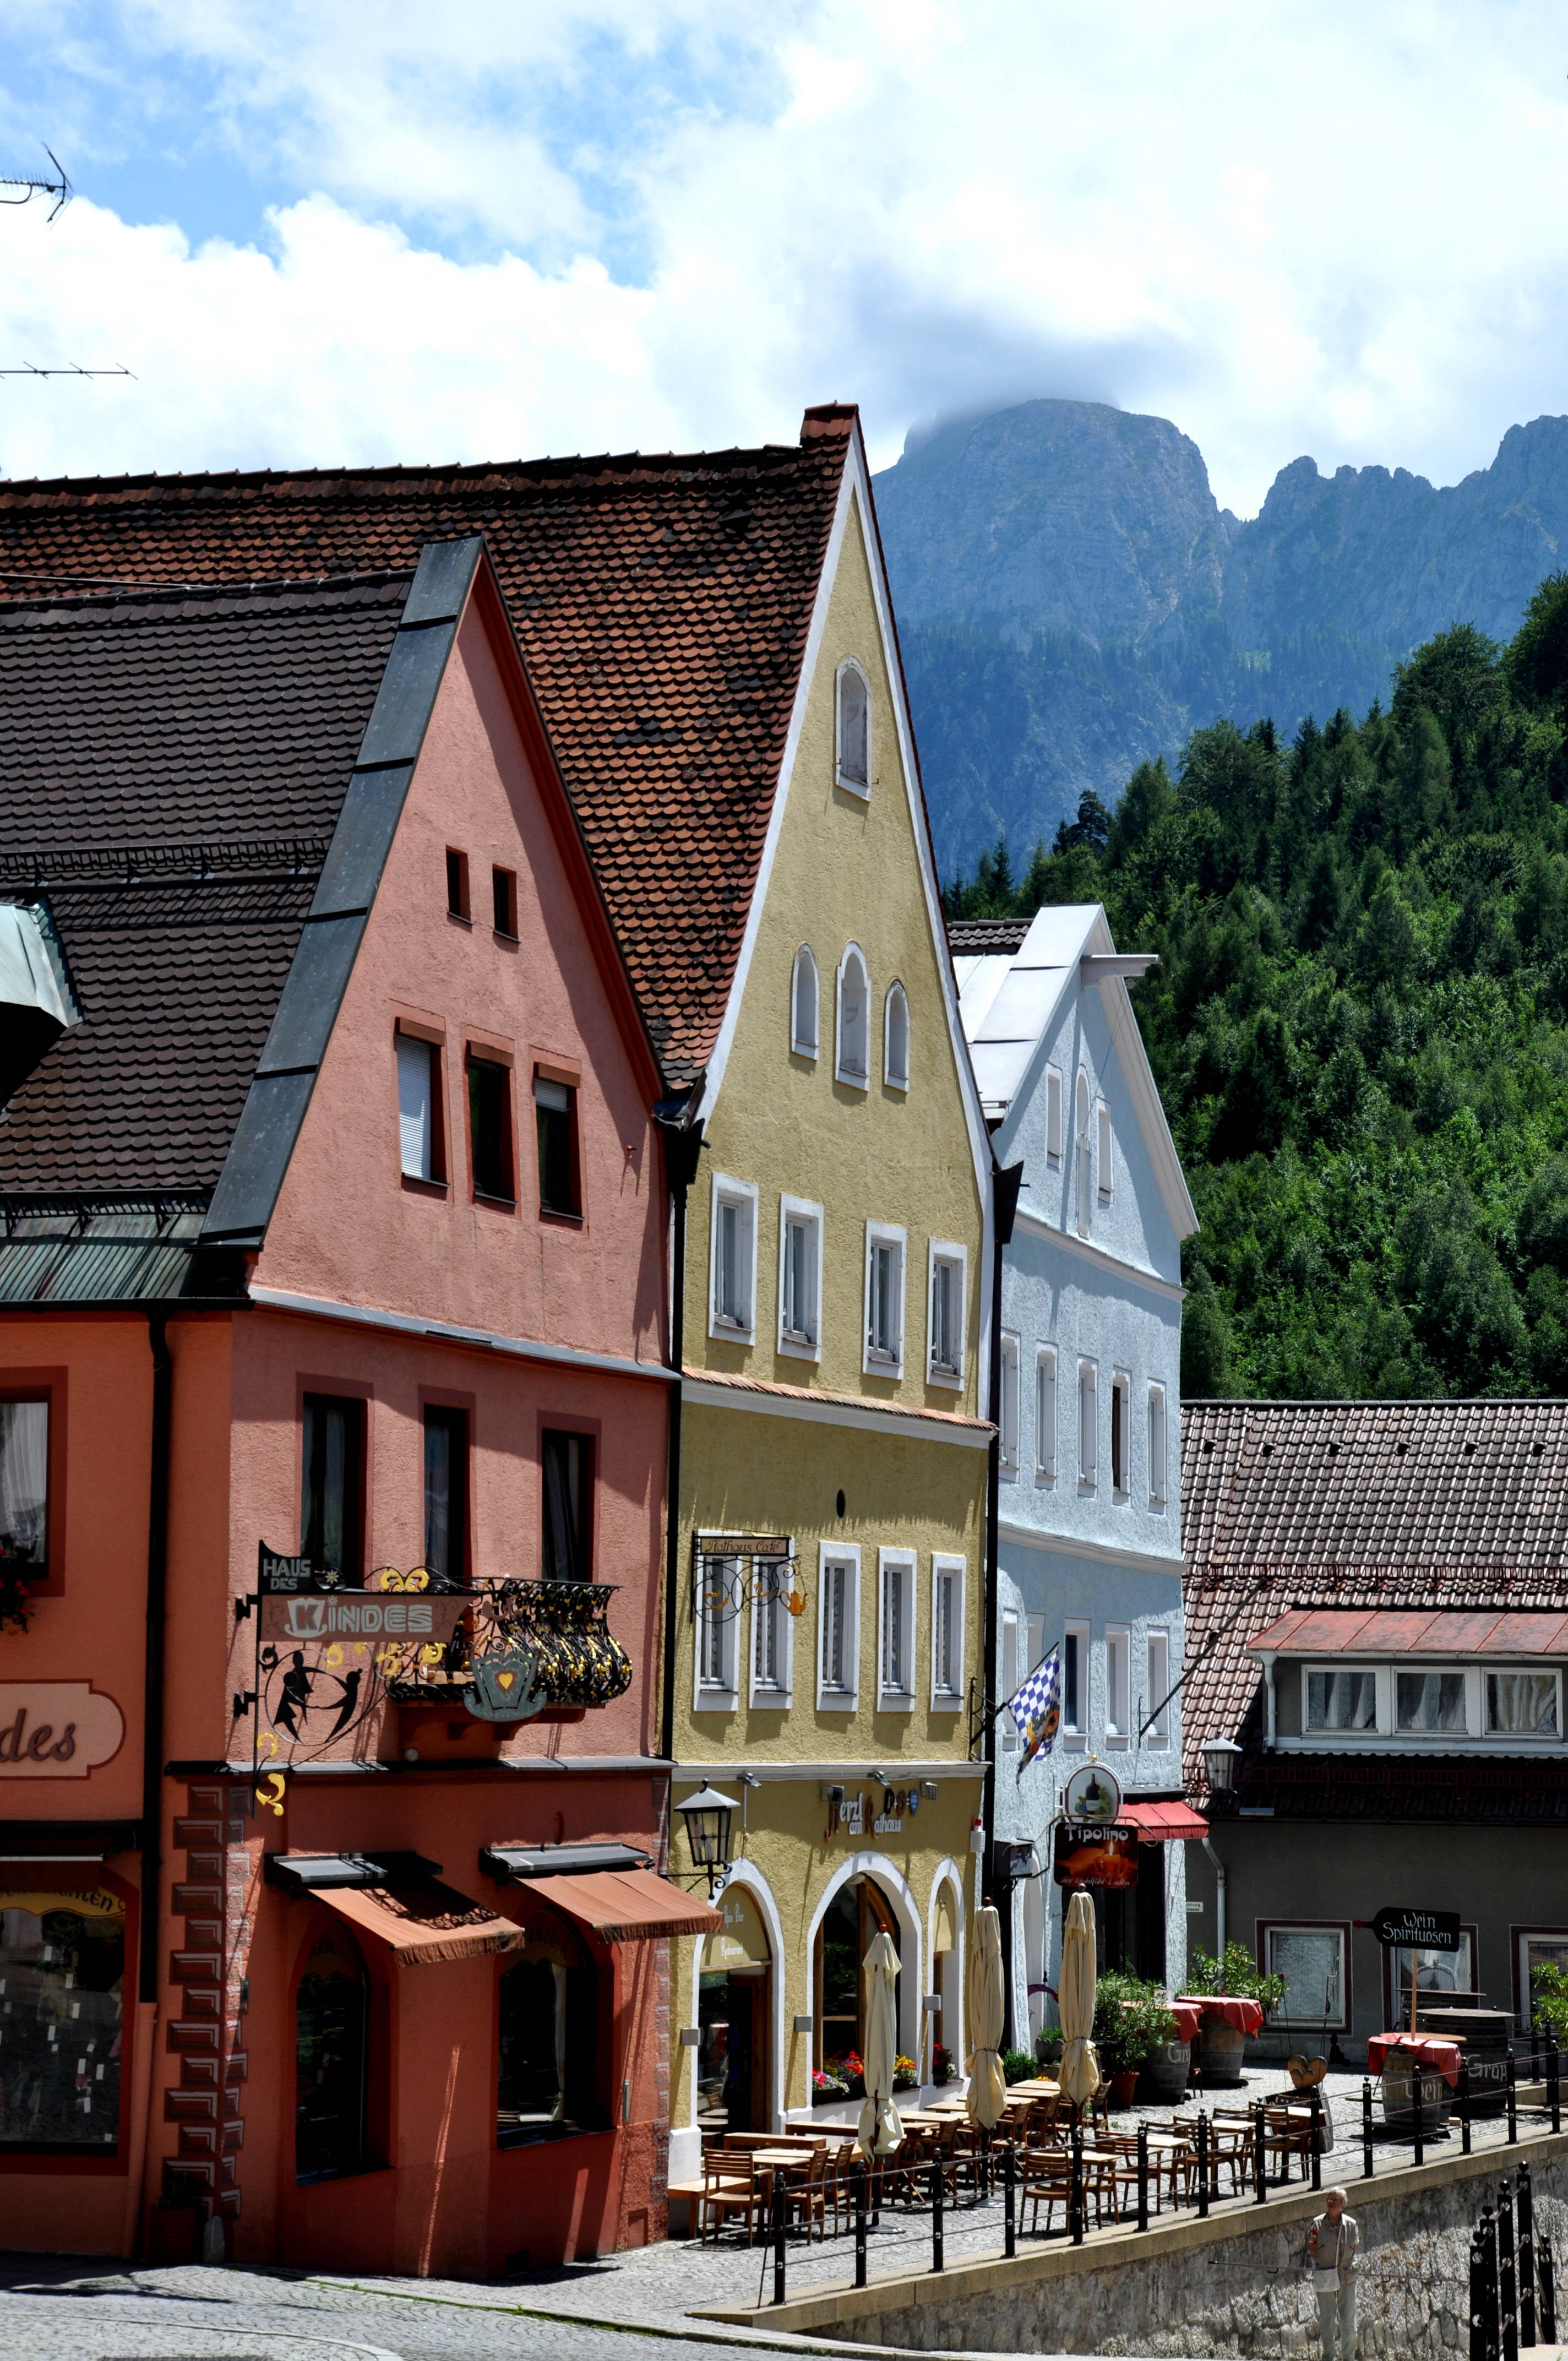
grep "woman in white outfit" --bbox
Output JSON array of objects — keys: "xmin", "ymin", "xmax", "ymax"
[{"xmin": 1308, "ymin": 2187, "xmax": 1360, "ymax": 2360}]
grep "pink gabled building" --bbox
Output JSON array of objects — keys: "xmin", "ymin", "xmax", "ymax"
[{"xmin": 0, "ymin": 540, "xmax": 715, "ymax": 2273}]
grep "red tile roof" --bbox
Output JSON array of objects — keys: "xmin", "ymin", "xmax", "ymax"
[
  {"xmin": 0, "ymin": 410, "xmax": 858, "ymax": 1086},
  {"xmin": 1247, "ymin": 1607, "xmax": 1568, "ymax": 1656}
]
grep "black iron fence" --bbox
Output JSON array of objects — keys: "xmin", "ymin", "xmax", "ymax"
[{"xmin": 1471, "ymin": 2164, "xmax": 1558, "ymax": 2360}]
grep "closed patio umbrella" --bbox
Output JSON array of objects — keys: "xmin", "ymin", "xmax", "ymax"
[
  {"xmin": 1058, "ymin": 1890, "xmax": 1101, "ymax": 2113},
  {"xmin": 857, "ymin": 1929, "xmax": 905, "ymax": 2158},
  {"xmin": 965, "ymin": 1903, "xmax": 1006, "ymax": 2131}
]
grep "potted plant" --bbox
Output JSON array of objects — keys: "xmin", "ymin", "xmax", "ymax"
[
  {"xmin": 1094, "ymin": 1972, "xmax": 1178, "ymax": 2108},
  {"xmin": 931, "ymin": 2042, "xmax": 953, "ymax": 2087},
  {"xmin": 893, "ymin": 2052, "xmax": 918, "ymax": 2091},
  {"xmin": 1185, "ymin": 1943, "xmax": 1288, "ymax": 2085},
  {"xmin": 1002, "ymin": 2047, "xmax": 1037, "ymax": 2085},
  {"xmin": 812, "ymin": 2065, "xmax": 847, "ymax": 2104}
]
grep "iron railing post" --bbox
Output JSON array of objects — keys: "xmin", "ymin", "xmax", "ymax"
[
  {"xmin": 1517, "ymin": 2162, "xmax": 1537, "ymax": 2349},
  {"xmin": 1004, "ymin": 2140, "xmax": 1016, "ymax": 2259},
  {"xmin": 1070, "ymin": 2120, "xmax": 1085, "ymax": 2247},
  {"xmin": 772, "ymin": 2175, "xmax": 786, "ymax": 2306},
  {"xmin": 1551, "ymin": 2040, "xmax": 1561, "ymax": 2137},
  {"xmin": 1255, "ymin": 2098, "xmax": 1268, "ymax": 2203},
  {"xmin": 1137, "ymin": 2118, "xmax": 1150, "ymax": 2232},
  {"xmin": 1196, "ymin": 2111, "xmax": 1210, "ymax": 2218},
  {"xmin": 853, "ymin": 2162, "xmax": 868, "ymax": 2289},
  {"xmin": 1509, "ymin": 2051, "xmax": 1519, "ymax": 2147},
  {"xmin": 1500, "ymin": 2177, "xmax": 1520, "ymax": 2361},
  {"xmin": 1414, "ymin": 2065, "xmax": 1425, "ymax": 2170},
  {"xmin": 930, "ymin": 2158, "xmax": 944, "ymax": 2273},
  {"xmin": 1473, "ymin": 2221, "xmax": 1493, "ymax": 2361},
  {"xmin": 1362, "ymin": 2079, "xmax": 1374, "ymax": 2180},
  {"xmin": 1539, "ymin": 2226, "xmax": 1558, "ymax": 2347},
  {"xmin": 1310, "ymin": 2090, "xmax": 1322, "ymax": 2193},
  {"xmin": 1462, "ymin": 2055, "xmax": 1473, "ymax": 2156}
]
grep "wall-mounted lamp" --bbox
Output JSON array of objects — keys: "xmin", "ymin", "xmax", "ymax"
[{"xmin": 675, "ymin": 1784, "xmax": 738, "ymax": 1895}]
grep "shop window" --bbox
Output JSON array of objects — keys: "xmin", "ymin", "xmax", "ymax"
[
  {"xmin": 0, "ymin": 1885, "xmax": 124, "ymax": 2150},
  {"xmin": 295, "ymin": 1925, "xmax": 369, "ymax": 2179},
  {"xmin": 1487, "ymin": 1668, "xmax": 1560, "ymax": 1736},
  {"xmin": 815, "ymin": 1876, "xmax": 897, "ymax": 2074},
  {"xmin": 0, "ymin": 1398, "xmax": 48, "ymax": 1575},
  {"xmin": 395, "ymin": 1030, "xmax": 444, "ymax": 1184},
  {"xmin": 1396, "ymin": 1669, "xmax": 1467, "ymax": 1733},
  {"xmin": 422, "ymin": 1406, "xmax": 468, "ymax": 1586},
  {"xmin": 497, "ymin": 1925, "xmax": 599, "ymax": 2144},
  {"xmin": 541, "ymin": 1429, "xmax": 592, "ymax": 1582},
  {"xmin": 467, "ymin": 1051, "xmax": 515, "ymax": 1204},
  {"xmin": 300, "ymin": 1394, "xmax": 364, "ymax": 1582},
  {"xmin": 1305, "ymin": 1666, "xmax": 1377, "ymax": 1733},
  {"xmin": 535, "ymin": 1073, "xmax": 580, "ymax": 1217},
  {"xmin": 492, "ymin": 865, "xmax": 518, "ymax": 938},
  {"xmin": 1261, "ymin": 1924, "xmax": 1346, "ymax": 2029},
  {"xmin": 836, "ymin": 660, "xmax": 870, "ymax": 796}
]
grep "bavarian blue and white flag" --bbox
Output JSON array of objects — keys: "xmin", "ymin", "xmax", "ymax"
[{"xmin": 1010, "ymin": 1651, "xmax": 1061, "ymax": 1778}]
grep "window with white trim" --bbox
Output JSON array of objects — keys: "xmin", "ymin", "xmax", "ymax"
[
  {"xmin": 884, "ymin": 983, "xmax": 910, "ymax": 1091},
  {"xmin": 396, "ymin": 1029, "xmax": 444, "ymax": 1183},
  {"xmin": 1046, "ymin": 1067, "xmax": 1063, "ymax": 1166},
  {"xmin": 837, "ymin": 945, "xmax": 870, "ymax": 1086},
  {"xmin": 1074, "ymin": 1073, "xmax": 1092, "ymax": 1237},
  {"xmin": 1487, "ymin": 1668, "xmax": 1560, "ymax": 1736},
  {"xmin": 879, "ymin": 1550, "xmax": 916, "ymax": 1707},
  {"xmin": 1305, "ymin": 1665, "xmax": 1378, "ymax": 1733},
  {"xmin": 1105, "ymin": 1625, "xmax": 1130, "ymax": 1742},
  {"xmin": 1097, "ymin": 1101, "xmax": 1114, "ymax": 1199},
  {"xmin": 1147, "ymin": 1384, "xmax": 1167, "ymax": 1508},
  {"xmin": 1000, "ymin": 1611, "xmax": 1020, "ymax": 1751},
  {"xmin": 864, "ymin": 1222, "xmax": 906, "ymax": 1374},
  {"xmin": 1110, "ymin": 1373, "xmax": 1130, "ymax": 1499},
  {"xmin": 1063, "ymin": 1623, "xmax": 1088, "ymax": 1739},
  {"xmin": 1146, "ymin": 1628, "xmax": 1170, "ymax": 1745},
  {"xmin": 928, "ymin": 1242, "xmax": 966, "ymax": 1385},
  {"xmin": 709, "ymin": 1174, "xmax": 758, "ymax": 1342},
  {"xmin": 1263, "ymin": 1924, "xmax": 1346, "ymax": 2027},
  {"xmin": 750, "ymin": 1559, "xmax": 793, "ymax": 1706},
  {"xmin": 791, "ymin": 945, "xmax": 819, "ymax": 1058},
  {"xmin": 778, "ymin": 1195, "xmax": 823, "ymax": 1360},
  {"xmin": 999, "ymin": 1333, "xmax": 1020, "ymax": 1473},
  {"xmin": 1035, "ymin": 1348, "xmax": 1057, "ymax": 1481},
  {"xmin": 694, "ymin": 1554, "xmax": 739, "ymax": 1707},
  {"xmin": 931, "ymin": 1555, "xmax": 965, "ymax": 1707},
  {"xmin": 1077, "ymin": 1359, "xmax": 1097, "ymax": 1485},
  {"xmin": 836, "ymin": 659, "xmax": 870, "ymax": 795},
  {"xmin": 817, "ymin": 1547, "xmax": 860, "ymax": 1709}
]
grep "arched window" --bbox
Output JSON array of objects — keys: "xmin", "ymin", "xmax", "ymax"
[
  {"xmin": 836, "ymin": 661, "xmax": 870, "ymax": 796},
  {"xmin": 884, "ymin": 982, "xmax": 909, "ymax": 1090},
  {"xmin": 295, "ymin": 1925, "xmax": 369, "ymax": 2178},
  {"xmin": 791, "ymin": 945, "xmax": 819, "ymax": 1058},
  {"xmin": 1074, "ymin": 1073, "xmax": 1092, "ymax": 1238},
  {"xmin": 814, "ymin": 1875, "xmax": 899, "ymax": 2075},
  {"xmin": 836, "ymin": 945, "xmax": 869, "ymax": 1085}
]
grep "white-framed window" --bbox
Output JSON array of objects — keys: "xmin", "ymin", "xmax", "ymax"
[
  {"xmin": 1077, "ymin": 1359, "xmax": 1097, "ymax": 1486},
  {"xmin": 1046, "ymin": 1067, "xmax": 1063, "ymax": 1166},
  {"xmin": 1264, "ymin": 1924, "xmax": 1347, "ymax": 2027},
  {"xmin": 1389, "ymin": 1930, "xmax": 1475, "ymax": 2022},
  {"xmin": 931, "ymin": 1555, "xmax": 966, "ymax": 1708},
  {"xmin": 836, "ymin": 657, "xmax": 870, "ymax": 796},
  {"xmin": 1304, "ymin": 1664, "xmax": 1378, "ymax": 1734},
  {"xmin": 396, "ymin": 1028, "xmax": 442, "ymax": 1182},
  {"xmin": 884, "ymin": 982, "xmax": 910, "ymax": 1091},
  {"xmin": 1518, "ymin": 1932, "xmax": 1568, "ymax": 2029},
  {"xmin": 694, "ymin": 1553, "xmax": 739, "ymax": 1709},
  {"xmin": 999, "ymin": 1332, "xmax": 1020, "ymax": 1472},
  {"xmin": 1074, "ymin": 1073, "xmax": 1092, "ymax": 1238},
  {"xmin": 1147, "ymin": 1384, "xmax": 1167, "ymax": 1508},
  {"xmin": 927, "ymin": 1242, "xmax": 967, "ymax": 1386},
  {"xmin": 864, "ymin": 1221, "xmax": 906, "ymax": 1375},
  {"xmin": 1063, "ymin": 1623, "xmax": 1089, "ymax": 1740},
  {"xmin": 1146, "ymin": 1628, "xmax": 1170, "ymax": 1745},
  {"xmin": 817, "ymin": 1544, "xmax": 861, "ymax": 1710},
  {"xmin": 1396, "ymin": 1668, "xmax": 1467, "ymax": 1734},
  {"xmin": 1105, "ymin": 1625, "xmax": 1130, "ymax": 1743},
  {"xmin": 750, "ymin": 1558, "xmax": 794, "ymax": 1707},
  {"xmin": 1000, "ymin": 1610, "xmax": 1020, "ymax": 1751},
  {"xmin": 791, "ymin": 945, "xmax": 819, "ymax": 1058},
  {"xmin": 878, "ymin": 1549, "xmax": 917, "ymax": 1709},
  {"xmin": 1110, "ymin": 1373, "xmax": 1130, "ymax": 1498},
  {"xmin": 1035, "ymin": 1348, "xmax": 1057, "ymax": 1482},
  {"xmin": 1097, "ymin": 1101, "xmax": 1114, "ymax": 1199},
  {"xmin": 778, "ymin": 1195, "xmax": 824, "ymax": 1361},
  {"xmin": 1487, "ymin": 1668, "xmax": 1561, "ymax": 1737},
  {"xmin": 709, "ymin": 1173, "xmax": 759, "ymax": 1342},
  {"xmin": 836, "ymin": 944, "xmax": 870, "ymax": 1087}
]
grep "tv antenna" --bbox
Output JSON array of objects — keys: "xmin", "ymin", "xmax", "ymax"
[
  {"xmin": 0, "ymin": 148, "xmax": 70, "ymax": 221},
  {"xmin": 0, "ymin": 362, "xmax": 133, "ymax": 380}
]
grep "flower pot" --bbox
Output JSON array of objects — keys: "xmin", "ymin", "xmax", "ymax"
[
  {"xmin": 1140, "ymin": 2039, "xmax": 1191, "ymax": 2103},
  {"xmin": 1109, "ymin": 2069, "xmax": 1140, "ymax": 2108},
  {"xmin": 1197, "ymin": 2021, "xmax": 1248, "ymax": 2086}
]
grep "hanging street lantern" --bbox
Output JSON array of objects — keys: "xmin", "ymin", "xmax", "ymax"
[
  {"xmin": 1201, "ymin": 1736, "xmax": 1243, "ymax": 1802},
  {"xmin": 676, "ymin": 1783, "xmax": 738, "ymax": 1894}
]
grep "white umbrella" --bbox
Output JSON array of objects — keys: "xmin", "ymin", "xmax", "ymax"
[
  {"xmin": 1058, "ymin": 1890, "xmax": 1101, "ymax": 2112},
  {"xmin": 965, "ymin": 1903, "xmax": 1006, "ymax": 2131},
  {"xmin": 857, "ymin": 1929, "xmax": 905, "ymax": 2158}
]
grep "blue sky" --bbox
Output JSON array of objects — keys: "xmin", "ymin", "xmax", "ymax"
[{"xmin": 0, "ymin": 2, "xmax": 1563, "ymax": 510}]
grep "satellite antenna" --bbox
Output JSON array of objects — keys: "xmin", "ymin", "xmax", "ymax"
[{"xmin": 0, "ymin": 147, "xmax": 71, "ymax": 221}]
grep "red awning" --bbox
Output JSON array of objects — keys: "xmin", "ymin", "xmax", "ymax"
[
  {"xmin": 1248, "ymin": 1607, "xmax": 1568, "ymax": 1657},
  {"xmin": 1120, "ymin": 1799, "xmax": 1210, "ymax": 1842},
  {"xmin": 524, "ymin": 1867, "xmax": 721, "ymax": 1943},
  {"xmin": 316, "ymin": 1879, "xmax": 532, "ymax": 1966}
]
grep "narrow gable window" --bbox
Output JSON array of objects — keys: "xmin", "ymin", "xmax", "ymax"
[
  {"xmin": 791, "ymin": 945, "xmax": 819, "ymax": 1057},
  {"xmin": 492, "ymin": 866, "xmax": 518, "ymax": 937},
  {"xmin": 1046, "ymin": 1068, "xmax": 1063, "ymax": 1165},
  {"xmin": 1097, "ymin": 1101, "xmax": 1114, "ymax": 1199},
  {"xmin": 1147, "ymin": 1384, "xmax": 1167, "ymax": 1507},
  {"xmin": 1075, "ymin": 1073, "xmax": 1092, "ymax": 1238},
  {"xmin": 445, "ymin": 848, "xmax": 470, "ymax": 920},
  {"xmin": 1110, "ymin": 1374, "xmax": 1130, "ymax": 1497},
  {"xmin": 541, "ymin": 1429, "xmax": 592, "ymax": 1581},
  {"xmin": 884, "ymin": 983, "xmax": 910, "ymax": 1091},
  {"xmin": 1078, "ymin": 1359, "xmax": 1097, "ymax": 1484},
  {"xmin": 396, "ymin": 1030, "xmax": 444, "ymax": 1184},
  {"xmin": 1035, "ymin": 1348, "xmax": 1057, "ymax": 1481},
  {"xmin": 779, "ymin": 1196, "xmax": 823, "ymax": 1358},
  {"xmin": 301, "ymin": 1394, "xmax": 363, "ymax": 1582},
  {"xmin": 535, "ymin": 1073, "xmax": 580, "ymax": 1216},
  {"xmin": 467, "ymin": 1051, "xmax": 515, "ymax": 1203},
  {"xmin": 836, "ymin": 660, "xmax": 870, "ymax": 795},
  {"xmin": 837, "ymin": 945, "xmax": 870, "ymax": 1085}
]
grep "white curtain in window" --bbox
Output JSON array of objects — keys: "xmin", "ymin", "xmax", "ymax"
[
  {"xmin": 1306, "ymin": 1669, "xmax": 1376, "ymax": 1730},
  {"xmin": 1488, "ymin": 1671, "xmax": 1559, "ymax": 1734},
  {"xmin": 0, "ymin": 1402, "xmax": 47, "ymax": 1566},
  {"xmin": 396, "ymin": 1033, "xmax": 435, "ymax": 1179}
]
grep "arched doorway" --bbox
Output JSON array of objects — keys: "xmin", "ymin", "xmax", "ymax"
[
  {"xmin": 295, "ymin": 1924, "xmax": 369, "ymax": 2179},
  {"xmin": 699, "ymin": 1885, "xmax": 772, "ymax": 2135},
  {"xmin": 814, "ymin": 1876, "xmax": 900, "ymax": 2077},
  {"xmin": 932, "ymin": 1876, "xmax": 961, "ymax": 2078}
]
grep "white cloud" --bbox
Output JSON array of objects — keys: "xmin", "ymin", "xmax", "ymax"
[{"xmin": 0, "ymin": 0, "xmax": 1565, "ymax": 509}]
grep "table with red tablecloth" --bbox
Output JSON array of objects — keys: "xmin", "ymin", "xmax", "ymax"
[
  {"xmin": 1366, "ymin": 2033, "xmax": 1462, "ymax": 2090},
  {"xmin": 1175, "ymin": 1995, "xmax": 1266, "ymax": 2036}
]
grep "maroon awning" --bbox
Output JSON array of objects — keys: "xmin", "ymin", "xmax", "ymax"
[
  {"xmin": 1120, "ymin": 1799, "xmax": 1210, "ymax": 1842},
  {"xmin": 1247, "ymin": 1608, "xmax": 1568, "ymax": 1658}
]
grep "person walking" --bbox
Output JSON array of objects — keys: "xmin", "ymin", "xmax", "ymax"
[{"xmin": 1308, "ymin": 2186, "xmax": 1361, "ymax": 2359}]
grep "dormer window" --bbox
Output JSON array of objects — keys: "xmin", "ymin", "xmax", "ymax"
[
  {"xmin": 836, "ymin": 660, "xmax": 870, "ymax": 796},
  {"xmin": 1488, "ymin": 1669, "xmax": 1560, "ymax": 1737},
  {"xmin": 884, "ymin": 982, "xmax": 909, "ymax": 1091},
  {"xmin": 1306, "ymin": 1668, "xmax": 1376, "ymax": 1732},
  {"xmin": 791, "ymin": 945, "xmax": 819, "ymax": 1058},
  {"xmin": 1396, "ymin": 1671, "xmax": 1464, "ymax": 1732},
  {"xmin": 837, "ymin": 945, "xmax": 869, "ymax": 1086}
]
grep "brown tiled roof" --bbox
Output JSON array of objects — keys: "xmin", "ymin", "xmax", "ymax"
[
  {"xmin": 0, "ymin": 412, "xmax": 856, "ymax": 1086},
  {"xmin": 946, "ymin": 918, "xmax": 1031, "ymax": 954},
  {"xmin": 0, "ymin": 574, "xmax": 410, "ymax": 1191},
  {"xmin": 1180, "ymin": 1397, "xmax": 1568, "ymax": 1788}
]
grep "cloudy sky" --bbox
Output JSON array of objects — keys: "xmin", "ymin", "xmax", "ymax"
[{"xmin": 0, "ymin": 1, "xmax": 1562, "ymax": 512}]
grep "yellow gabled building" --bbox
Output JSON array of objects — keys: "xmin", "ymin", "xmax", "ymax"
[{"xmin": 657, "ymin": 406, "xmax": 995, "ymax": 2177}]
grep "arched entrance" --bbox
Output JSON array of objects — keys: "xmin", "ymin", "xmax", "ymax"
[
  {"xmin": 814, "ymin": 1875, "xmax": 900, "ymax": 2076},
  {"xmin": 932, "ymin": 1876, "xmax": 961, "ymax": 2077},
  {"xmin": 699, "ymin": 1885, "xmax": 772, "ymax": 2135}
]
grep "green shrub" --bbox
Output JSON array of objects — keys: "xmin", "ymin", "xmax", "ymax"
[
  {"xmin": 1001, "ymin": 2048, "xmax": 1038, "ymax": 2085},
  {"xmin": 1093, "ymin": 1971, "xmax": 1179, "ymax": 2074},
  {"xmin": 1186, "ymin": 1942, "xmax": 1288, "ymax": 2014}
]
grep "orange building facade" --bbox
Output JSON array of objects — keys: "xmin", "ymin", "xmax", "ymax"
[{"xmin": 0, "ymin": 541, "xmax": 714, "ymax": 2271}]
